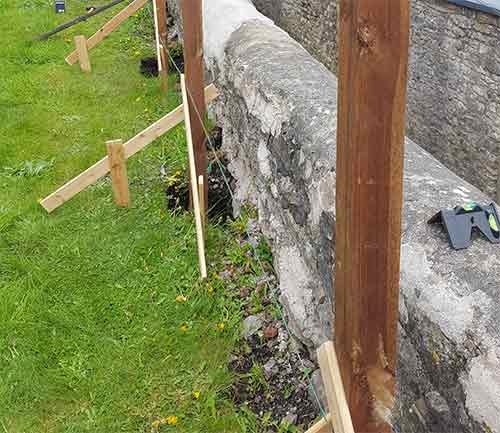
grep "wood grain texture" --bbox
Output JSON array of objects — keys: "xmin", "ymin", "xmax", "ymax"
[
  {"xmin": 198, "ymin": 174, "xmax": 205, "ymax": 235},
  {"xmin": 40, "ymin": 84, "xmax": 218, "ymax": 213},
  {"xmin": 153, "ymin": 0, "xmax": 169, "ymax": 92},
  {"xmin": 317, "ymin": 342, "xmax": 355, "ymax": 433},
  {"xmin": 74, "ymin": 35, "xmax": 91, "ymax": 72},
  {"xmin": 181, "ymin": 0, "xmax": 207, "ymax": 208},
  {"xmin": 334, "ymin": 0, "xmax": 410, "ymax": 431},
  {"xmin": 65, "ymin": 0, "xmax": 149, "ymax": 65},
  {"xmin": 106, "ymin": 139, "xmax": 130, "ymax": 207},
  {"xmin": 181, "ymin": 74, "xmax": 207, "ymax": 279}
]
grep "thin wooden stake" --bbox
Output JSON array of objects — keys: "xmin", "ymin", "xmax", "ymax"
[
  {"xmin": 153, "ymin": 0, "xmax": 169, "ymax": 93},
  {"xmin": 198, "ymin": 175, "xmax": 205, "ymax": 234},
  {"xmin": 317, "ymin": 341, "xmax": 355, "ymax": 433},
  {"xmin": 181, "ymin": 74, "xmax": 207, "ymax": 279},
  {"xmin": 106, "ymin": 139, "xmax": 130, "ymax": 207},
  {"xmin": 74, "ymin": 35, "xmax": 91, "ymax": 72},
  {"xmin": 335, "ymin": 0, "xmax": 410, "ymax": 430},
  {"xmin": 181, "ymin": 0, "xmax": 207, "ymax": 209}
]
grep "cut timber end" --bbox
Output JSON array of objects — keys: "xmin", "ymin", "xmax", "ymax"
[{"xmin": 106, "ymin": 139, "xmax": 130, "ymax": 208}]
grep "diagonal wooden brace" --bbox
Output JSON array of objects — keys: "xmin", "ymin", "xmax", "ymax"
[
  {"xmin": 65, "ymin": 0, "xmax": 149, "ymax": 65},
  {"xmin": 40, "ymin": 84, "xmax": 218, "ymax": 213}
]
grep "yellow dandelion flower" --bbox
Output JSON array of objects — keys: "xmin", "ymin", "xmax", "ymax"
[
  {"xmin": 165, "ymin": 415, "xmax": 178, "ymax": 425},
  {"xmin": 207, "ymin": 286, "xmax": 214, "ymax": 295},
  {"xmin": 192, "ymin": 390, "xmax": 201, "ymax": 400},
  {"xmin": 151, "ymin": 420, "xmax": 161, "ymax": 430},
  {"xmin": 180, "ymin": 324, "xmax": 189, "ymax": 332},
  {"xmin": 176, "ymin": 295, "xmax": 187, "ymax": 303},
  {"xmin": 217, "ymin": 323, "xmax": 225, "ymax": 332}
]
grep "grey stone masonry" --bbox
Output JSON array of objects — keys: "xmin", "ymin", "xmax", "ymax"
[
  {"xmin": 251, "ymin": 0, "xmax": 500, "ymax": 200},
  {"xmin": 169, "ymin": 0, "xmax": 500, "ymax": 432}
]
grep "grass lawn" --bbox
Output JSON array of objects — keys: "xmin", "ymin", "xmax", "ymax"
[{"xmin": 0, "ymin": 1, "xmax": 248, "ymax": 432}]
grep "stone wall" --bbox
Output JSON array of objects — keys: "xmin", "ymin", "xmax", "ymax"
[
  {"xmin": 169, "ymin": 1, "xmax": 500, "ymax": 432},
  {"xmin": 251, "ymin": 0, "xmax": 500, "ymax": 199}
]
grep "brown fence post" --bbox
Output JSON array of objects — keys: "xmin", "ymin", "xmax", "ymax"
[
  {"xmin": 334, "ymin": 0, "xmax": 410, "ymax": 431},
  {"xmin": 181, "ymin": 0, "xmax": 207, "ymax": 210},
  {"xmin": 153, "ymin": 0, "xmax": 169, "ymax": 93}
]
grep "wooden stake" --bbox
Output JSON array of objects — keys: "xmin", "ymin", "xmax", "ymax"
[
  {"xmin": 181, "ymin": 74, "xmax": 207, "ymax": 279},
  {"xmin": 335, "ymin": 0, "xmax": 410, "ymax": 431},
  {"xmin": 153, "ymin": 0, "xmax": 169, "ymax": 93},
  {"xmin": 40, "ymin": 84, "xmax": 218, "ymax": 213},
  {"xmin": 106, "ymin": 139, "xmax": 130, "ymax": 207},
  {"xmin": 198, "ymin": 175, "xmax": 205, "ymax": 234},
  {"xmin": 317, "ymin": 342, "xmax": 355, "ymax": 433},
  {"xmin": 74, "ymin": 35, "xmax": 91, "ymax": 72},
  {"xmin": 65, "ymin": 0, "xmax": 149, "ymax": 65},
  {"xmin": 304, "ymin": 415, "xmax": 332, "ymax": 433},
  {"xmin": 181, "ymin": 0, "xmax": 207, "ymax": 209}
]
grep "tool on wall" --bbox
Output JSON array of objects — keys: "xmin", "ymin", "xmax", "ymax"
[{"xmin": 428, "ymin": 202, "xmax": 500, "ymax": 250}]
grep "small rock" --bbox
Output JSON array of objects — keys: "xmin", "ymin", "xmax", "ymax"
[
  {"xmin": 263, "ymin": 324, "xmax": 278, "ymax": 338},
  {"xmin": 242, "ymin": 315, "xmax": 264, "ymax": 338},
  {"xmin": 219, "ymin": 269, "xmax": 232, "ymax": 280},
  {"xmin": 263, "ymin": 359, "xmax": 278, "ymax": 378},
  {"xmin": 277, "ymin": 329, "xmax": 289, "ymax": 352},
  {"xmin": 425, "ymin": 390, "xmax": 452, "ymax": 425},
  {"xmin": 281, "ymin": 412, "xmax": 298, "ymax": 426}
]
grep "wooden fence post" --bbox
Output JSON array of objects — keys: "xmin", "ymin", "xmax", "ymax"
[
  {"xmin": 74, "ymin": 35, "xmax": 91, "ymax": 72},
  {"xmin": 181, "ymin": 0, "xmax": 207, "ymax": 210},
  {"xmin": 153, "ymin": 0, "xmax": 169, "ymax": 93},
  {"xmin": 106, "ymin": 139, "xmax": 130, "ymax": 207},
  {"xmin": 334, "ymin": 0, "xmax": 410, "ymax": 431}
]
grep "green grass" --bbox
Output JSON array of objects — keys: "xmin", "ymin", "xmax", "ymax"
[{"xmin": 0, "ymin": 1, "xmax": 248, "ymax": 432}]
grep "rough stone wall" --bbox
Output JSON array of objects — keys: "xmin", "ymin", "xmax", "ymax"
[
  {"xmin": 251, "ymin": 0, "xmax": 500, "ymax": 199},
  {"xmin": 169, "ymin": 1, "xmax": 500, "ymax": 432}
]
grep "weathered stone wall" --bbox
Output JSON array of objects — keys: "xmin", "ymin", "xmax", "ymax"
[
  {"xmin": 169, "ymin": 1, "xmax": 500, "ymax": 432},
  {"xmin": 251, "ymin": 0, "xmax": 500, "ymax": 199}
]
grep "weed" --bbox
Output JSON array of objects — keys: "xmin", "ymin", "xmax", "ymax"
[
  {"xmin": 247, "ymin": 363, "xmax": 269, "ymax": 394},
  {"xmin": 1, "ymin": 159, "xmax": 54, "ymax": 177}
]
